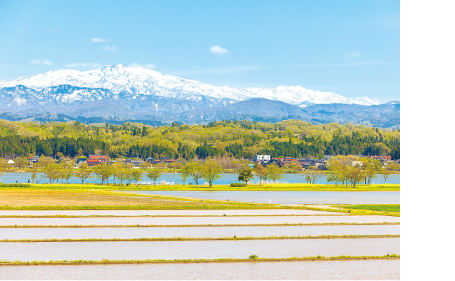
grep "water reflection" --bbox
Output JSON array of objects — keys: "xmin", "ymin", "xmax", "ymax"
[
  {"xmin": 0, "ymin": 238, "xmax": 400, "ymax": 261},
  {"xmin": 0, "ymin": 225, "xmax": 400, "ymax": 240}
]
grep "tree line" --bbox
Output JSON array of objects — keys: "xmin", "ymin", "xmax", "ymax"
[{"xmin": 0, "ymin": 119, "xmax": 400, "ymax": 160}]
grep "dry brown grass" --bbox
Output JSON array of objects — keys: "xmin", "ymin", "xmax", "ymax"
[{"xmin": 0, "ymin": 189, "xmax": 273, "ymax": 210}]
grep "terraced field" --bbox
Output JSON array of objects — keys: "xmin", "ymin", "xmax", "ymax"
[{"xmin": 0, "ymin": 191, "xmax": 399, "ymax": 280}]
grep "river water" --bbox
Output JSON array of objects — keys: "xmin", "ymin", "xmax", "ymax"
[{"xmin": 0, "ymin": 172, "xmax": 400, "ymax": 185}]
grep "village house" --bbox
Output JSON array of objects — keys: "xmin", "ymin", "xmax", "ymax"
[
  {"xmin": 28, "ymin": 156, "xmax": 40, "ymax": 163},
  {"xmin": 253, "ymin": 155, "xmax": 271, "ymax": 162},
  {"xmin": 126, "ymin": 159, "xmax": 144, "ymax": 167},
  {"xmin": 76, "ymin": 157, "xmax": 87, "ymax": 165},
  {"xmin": 87, "ymin": 155, "xmax": 111, "ymax": 166},
  {"xmin": 365, "ymin": 155, "xmax": 392, "ymax": 161}
]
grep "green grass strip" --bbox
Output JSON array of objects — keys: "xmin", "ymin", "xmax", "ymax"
[
  {"xmin": 0, "ymin": 234, "xmax": 400, "ymax": 243},
  {"xmin": 0, "ymin": 183, "xmax": 400, "ymax": 191},
  {"xmin": 341, "ymin": 204, "xmax": 400, "ymax": 213},
  {"xmin": 0, "ymin": 255, "xmax": 400, "ymax": 266},
  {"xmin": 0, "ymin": 222, "xmax": 400, "ymax": 228},
  {"xmin": 0, "ymin": 214, "xmax": 344, "ymax": 218}
]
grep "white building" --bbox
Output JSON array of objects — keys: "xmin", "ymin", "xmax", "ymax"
[{"xmin": 254, "ymin": 155, "xmax": 271, "ymax": 162}]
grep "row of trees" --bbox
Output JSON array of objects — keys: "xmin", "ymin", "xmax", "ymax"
[
  {"xmin": 2, "ymin": 155, "xmax": 398, "ymax": 187},
  {"xmin": 35, "ymin": 160, "xmax": 225, "ymax": 188},
  {"xmin": 326, "ymin": 156, "xmax": 399, "ymax": 187}
]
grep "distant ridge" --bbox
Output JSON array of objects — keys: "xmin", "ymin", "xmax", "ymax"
[{"xmin": 0, "ymin": 64, "xmax": 399, "ymax": 127}]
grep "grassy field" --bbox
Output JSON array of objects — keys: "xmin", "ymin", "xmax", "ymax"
[
  {"xmin": 0, "ymin": 189, "xmax": 284, "ymax": 210},
  {"xmin": 0, "ymin": 185, "xmax": 400, "ymax": 213},
  {"xmin": 0, "ymin": 183, "xmax": 400, "ymax": 191},
  {"xmin": 341, "ymin": 204, "xmax": 400, "ymax": 213}
]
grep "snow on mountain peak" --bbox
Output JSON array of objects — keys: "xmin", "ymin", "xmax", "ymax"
[{"xmin": 0, "ymin": 64, "xmax": 382, "ymax": 106}]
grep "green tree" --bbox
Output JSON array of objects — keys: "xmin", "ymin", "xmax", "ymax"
[
  {"xmin": 266, "ymin": 164, "xmax": 284, "ymax": 184},
  {"xmin": 113, "ymin": 163, "xmax": 130, "ymax": 185},
  {"xmin": 139, "ymin": 161, "xmax": 151, "ymax": 170},
  {"xmin": 147, "ymin": 168, "xmax": 163, "ymax": 185},
  {"xmin": 253, "ymin": 164, "xmax": 268, "ymax": 185},
  {"xmin": 346, "ymin": 164, "xmax": 366, "ymax": 187},
  {"xmin": 74, "ymin": 163, "xmax": 93, "ymax": 184},
  {"xmin": 180, "ymin": 166, "xmax": 190, "ymax": 185},
  {"xmin": 130, "ymin": 169, "xmax": 143, "ymax": 185},
  {"xmin": 381, "ymin": 164, "xmax": 393, "ymax": 183},
  {"xmin": 0, "ymin": 159, "xmax": 8, "ymax": 171},
  {"xmin": 361, "ymin": 158, "xmax": 382, "ymax": 185},
  {"xmin": 169, "ymin": 161, "xmax": 183, "ymax": 172},
  {"xmin": 30, "ymin": 167, "xmax": 39, "ymax": 183},
  {"xmin": 93, "ymin": 164, "xmax": 114, "ymax": 185},
  {"xmin": 304, "ymin": 168, "xmax": 324, "ymax": 184},
  {"xmin": 60, "ymin": 162, "xmax": 74, "ymax": 184},
  {"xmin": 238, "ymin": 166, "xmax": 254, "ymax": 186},
  {"xmin": 42, "ymin": 163, "xmax": 62, "ymax": 183},
  {"xmin": 201, "ymin": 159, "xmax": 222, "ymax": 188},
  {"xmin": 183, "ymin": 161, "xmax": 203, "ymax": 185},
  {"xmin": 286, "ymin": 162, "xmax": 303, "ymax": 173},
  {"xmin": 15, "ymin": 157, "xmax": 28, "ymax": 169}
]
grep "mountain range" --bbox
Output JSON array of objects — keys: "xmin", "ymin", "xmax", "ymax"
[{"xmin": 0, "ymin": 64, "xmax": 399, "ymax": 128}]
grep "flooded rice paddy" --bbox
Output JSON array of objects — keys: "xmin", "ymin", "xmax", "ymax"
[
  {"xmin": 0, "ymin": 259, "xmax": 400, "ymax": 280},
  {"xmin": 0, "ymin": 238, "xmax": 399, "ymax": 261},
  {"xmin": 0, "ymin": 209, "xmax": 338, "ymax": 216},
  {"xmin": 0, "ymin": 225, "xmax": 400, "ymax": 240},
  {"xmin": 0, "ymin": 207, "xmax": 399, "ymax": 279},
  {"xmin": 125, "ymin": 190, "xmax": 400, "ymax": 204},
  {"xmin": 0, "ymin": 215, "xmax": 400, "ymax": 226}
]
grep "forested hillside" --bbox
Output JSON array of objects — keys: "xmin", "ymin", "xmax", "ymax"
[{"xmin": 0, "ymin": 120, "xmax": 400, "ymax": 160}]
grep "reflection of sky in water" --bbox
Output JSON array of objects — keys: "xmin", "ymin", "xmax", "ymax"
[
  {"xmin": 0, "ymin": 238, "xmax": 400, "ymax": 261},
  {"xmin": 127, "ymin": 191, "xmax": 400, "ymax": 204},
  {"xmin": 0, "ymin": 260, "xmax": 401, "ymax": 280},
  {"xmin": 0, "ymin": 225, "xmax": 400, "ymax": 240}
]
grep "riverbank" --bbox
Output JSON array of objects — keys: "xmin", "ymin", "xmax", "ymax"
[{"xmin": 0, "ymin": 183, "xmax": 400, "ymax": 191}]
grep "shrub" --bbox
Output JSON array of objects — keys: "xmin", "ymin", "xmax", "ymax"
[
  {"xmin": 0, "ymin": 183, "xmax": 32, "ymax": 188},
  {"xmin": 248, "ymin": 255, "xmax": 258, "ymax": 260},
  {"xmin": 230, "ymin": 183, "xmax": 246, "ymax": 187}
]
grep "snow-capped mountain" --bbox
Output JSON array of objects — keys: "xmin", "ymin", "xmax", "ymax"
[
  {"xmin": 246, "ymin": 86, "xmax": 380, "ymax": 107},
  {"xmin": 0, "ymin": 64, "xmax": 380, "ymax": 107},
  {"xmin": 0, "ymin": 64, "xmax": 398, "ymax": 127}
]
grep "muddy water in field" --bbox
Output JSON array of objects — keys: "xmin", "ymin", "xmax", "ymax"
[
  {"xmin": 0, "ymin": 225, "xmax": 400, "ymax": 240},
  {"xmin": 0, "ymin": 209, "xmax": 339, "ymax": 216},
  {"xmin": 126, "ymin": 190, "xmax": 400, "ymax": 204},
  {"xmin": 0, "ymin": 215, "xmax": 400, "ymax": 226},
  {"xmin": 0, "ymin": 238, "xmax": 399, "ymax": 261},
  {"xmin": 0, "ymin": 260, "xmax": 400, "ymax": 280}
]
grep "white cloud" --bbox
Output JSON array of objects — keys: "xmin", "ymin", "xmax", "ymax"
[
  {"xmin": 345, "ymin": 52, "xmax": 361, "ymax": 58},
  {"xmin": 103, "ymin": 46, "xmax": 119, "ymax": 52},
  {"xmin": 92, "ymin": 38, "xmax": 107, "ymax": 43},
  {"xmin": 64, "ymin": 62, "xmax": 102, "ymax": 69},
  {"xmin": 129, "ymin": 63, "xmax": 156, "ymax": 70},
  {"xmin": 209, "ymin": 45, "xmax": 229, "ymax": 54},
  {"xmin": 31, "ymin": 59, "xmax": 53, "ymax": 66}
]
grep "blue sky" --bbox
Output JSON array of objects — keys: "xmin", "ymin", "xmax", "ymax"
[{"xmin": 0, "ymin": 0, "xmax": 399, "ymax": 102}]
